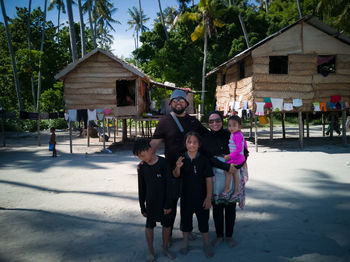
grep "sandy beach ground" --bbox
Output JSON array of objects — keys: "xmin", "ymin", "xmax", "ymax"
[{"xmin": 0, "ymin": 126, "xmax": 350, "ymax": 262}]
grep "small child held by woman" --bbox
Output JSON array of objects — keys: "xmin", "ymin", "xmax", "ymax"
[
  {"xmin": 222, "ymin": 115, "xmax": 248, "ymax": 201},
  {"xmin": 173, "ymin": 132, "xmax": 214, "ymax": 258}
]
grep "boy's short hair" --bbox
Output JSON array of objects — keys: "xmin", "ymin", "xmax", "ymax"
[
  {"xmin": 133, "ymin": 138, "xmax": 151, "ymax": 156},
  {"xmin": 228, "ymin": 115, "xmax": 242, "ymax": 125}
]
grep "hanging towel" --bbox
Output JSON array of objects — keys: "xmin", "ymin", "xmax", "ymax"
[
  {"xmin": 313, "ymin": 102, "xmax": 320, "ymax": 112},
  {"xmin": 255, "ymin": 102, "xmax": 265, "ymax": 116},
  {"xmin": 243, "ymin": 100, "xmax": 248, "ymax": 110},
  {"xmin": 88, "ymin": 109, "xmax": 97, "ymax": 121},
  {"xmin": 238, "ymin": 95, "xmax": 243, "ymax": 102},
  {"xmin": 339, "ymin": 102, "xmax": 346, "ymax": 110},
  {"xmin": 293, "ymin": 99, "xmax": 303, "ymax": 107},
  {"xmin": 96, "ymin": 109, "xmax": 104, "ymax": 120},
  {"xmin": 229, "ymin": 101, "xmax": 235, "ymax": 111},
  {"xmin": 320, "ymin": 102, "xmax": 327, "ymax": 112},
  {"xmin": 234, "ymin": 101, "xmax": 241, "ymax": 111},
  {"xmin": 246, "ymin": 109, "xmax": 251, "ymax": 118},
  {"xmin": 104, "ymin": 109, "xmax": 112, "ymax": 115},
  {"xmin": 271, "ymin": 98, "xmax": 284, "ymax": 112},
  {"xmin": 237, "ymin": 109, "xmax": 243, "ymax": 118},
  {"xmin": 326, "ymin": 102, "xmax": 336, "ymax": 109},
  {"xmin": 264, "ymin": 97, "xmax": 272, "ymax": 108},
  {"xmin": 258, "ymin": 116, "xmax": 268, "ymax": 125},
  {"xmin": 283, "ymin": 103, "xmax": 293, "ymax": 111},
  {"xmin": 224, "ymin": 102, "xmax": 229, "ymax": 116},
  {"xmin": 330, "ymin": 95, "xmax": 341, "ymax": 103},
  {"xmin": 68, "ymin": 109, "xmax": 77, "ymax": 122},
  {"xmin": 64, "ymin": 113, "xmax": 69, "ymax": 121}
]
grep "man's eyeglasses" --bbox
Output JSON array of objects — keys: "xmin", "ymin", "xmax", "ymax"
[
  {"xmin": 172, "ymin": 98, "xmax": 186, "ymax": 103},
  {"xmin": 208, "ymin": 118, "xmax": 222, "ymax": 124}
]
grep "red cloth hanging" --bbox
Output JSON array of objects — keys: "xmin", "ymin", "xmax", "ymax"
[{"xmin": 138, "ymin": 78, "xmax": 144, "ymax": 97}]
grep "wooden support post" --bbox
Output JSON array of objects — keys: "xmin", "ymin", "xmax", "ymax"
[
  {"xmin": 254, "ymin": 113, "xmax": 258, "ymax": 152},
  {"xmin": 37, "ymin": 114, "xmax": 41, "ymax": 146},
  {"xmin": 107, "ymin": 118, "xmax": 110, "ymax": 138},
  {"xmin": 87, "ymin": 122, "xmax": 90, "ymax": 147},
  {"xmin": 116, "ymin": 118, "xmax": 119, "ymax": 136},
  {"xmin": 306, "ymin": 112, "xmax": 310, "ymax": 139},
  {"xmin": 122, "ymin": 119, "xmax": 127, "ymax": 142},
  {"xmin": 129, "ymin": 119, "xmax": 131, "ymax": 137},
  {"xmin": 103, "ymin": 116, "xmax": 106, "ymax": 150},
  {"xmin": 113, "ymin": 118, "xmax": 116, "ymax": 143},
  {"xmin": 282, "ymin": 113, "xmax": 286, "ymax": 139},
  {"xmin": 330, "ymin": 112, "xmax": 335, "ymax": 139},
  {"xmin": 1, "ymin": 117, "xmax": 5, "ymax": 147},
  {"xmin": 298, "ymin": 111, "xmax": 303, "ymax": 149},
  {"xmin": 322, "ymin": 113, "xmax": 325, "ymax": 137},
  {"xmin": 141, "ymin": 121, "xmax": 145, "ymax": 137},
  {"xmin": 135, "ymin": 118, "xmax": 138, "ymax": 138},
  {"xmin": 269, "ymin": 111, "xmax": 273, "ymax": 141},
  {"xmin": 69, "ymin": 121, "xmax": 73, "ymax": 153},
  {"xmin": 342, "ymin": 109, "xmax": 347, "ymax": 145},
  {"xmin": 249, "ymin": 117, "xmax": 253, "ymax": 138}
]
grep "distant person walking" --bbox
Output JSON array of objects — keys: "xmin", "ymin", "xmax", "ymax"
[{"xmin": 49, "ymin": 127, "xmax": 57, "ymax": 157}]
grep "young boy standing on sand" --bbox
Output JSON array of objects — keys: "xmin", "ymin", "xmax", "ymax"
[
  {"xmin": 133, "ymin": 139, "xmax": 176, "ymax": 262},
  {"xmin": 173, "ymin": 132, "xmax": 214, "ymax": 258}
]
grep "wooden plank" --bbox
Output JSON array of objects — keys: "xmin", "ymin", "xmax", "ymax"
[
  {"xmin": 316, "ymin": 90, "xmax": 350, "ymax": 97},
  {"xmin": 289, "ymin": 54, "xmax": 316, "ymax": 63},
  {"xmin": 66, "ymin": 76, "xmax": 134, "ymax": 83},
  {"xmin": 289, "ymin": 62, "xmax": 316, "ymax": 71},
  {"xmin": 316, "ymin": 83, "xmax": 350, "ymax": 90},
  {"xmin": 337, "ymin": 55, "xmax": 350, "ymax": 62},
  {"xmin": 252, "ymin": 57, "xmax": 269, "ymax": 64},
  {"xmin": 67, "ymin": 72, "xmax": 135, "ymax": 78},
  {"xmin": 289, "ymin": 69, "xmax": 316, "ymax": 76},
  {"xmin": 255, "ymin": 82, "xmax": 313, "ymax": 92},
  {"xmin": 313, "ymin": 74, "xmax": 350, "ymax": 84},
  {"xmin": 253, "ymin": 74, "xmax": 312, "ymax": 84},
  {"xmin": 65, "ymin": 82, "xmax": 115, "ymax": 89},
  {"xmin": 65, "ymin": 88, "xmax": 115, "ymax": 95},
  {"xmin": 254, "ymin": 90, "xmax": 315, "ymax": 99},
  {"xmin": 252, "ymin": 64, "xmax": 269, "ymax": 74},
  {"xmin": 65, "ymin": 104, "xmax": 117, "ymax": 109},
  {"xmin": 74, "ymin": 66, "xmax": 126, "ymax": 74}
]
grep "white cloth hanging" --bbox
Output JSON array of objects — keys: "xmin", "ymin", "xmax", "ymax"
[
  {"xmin": 255, "ymin": 102, "xmax": 265, "ymax": 116},
  {"xmin": 293, "ymin": 99, "xmax": 303, "ymax": 107},
  {"xmin": 283, "ymin": 103, "xmax": 293, "ymax": 111},
  {"xmin": 68, "ymin": 109, "xmax": 77, "ymax": 122},
  {"xmin": 88, "ymin": 109, "xmax": 97, "ymax": 121},
  {"xmin": 271, "ymin": 98, "xmax": 284, "ymax": 112}
]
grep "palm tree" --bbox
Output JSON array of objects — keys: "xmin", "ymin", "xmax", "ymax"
[
  {"xmin": 127, "ymin": 6, "xmax": 149, "ymax": 49},
  {"xmin": 77, "ymin": 0, "xmax": 86, "ymax": 56},
  {"xmin": 229, "ymin": 1, "xmax": 250, "ymax": 48},
  {"xmin": 36, "ymin": 0, "xmax": 48, "ymax": 112},
  {"xmin": 183, "ymin": 0, "xmax": 225, "ymax": 113},
  {"xmin": 297, "ymin": 0, "xmax": 303, "ymax": 19},
  {"xmin": 157, "ymin": 0, "xmax": 169, "ymax": 39},
  {"xmin": 26, "ymin": 0, "xmax": 36, "ymax": 108},
  {"xmin": 66, "ymin": 0, "xmax": 78, "ymax": 61},
  {"xmin": 48, "ymin": 0, "xmax": 66, "ymax": 39},
  {"xmin": 170, "ymin": 0, "xmax": 191, "ymax": 31},
  {"xmin": 82, "ymin": 0, "xmax": 97, "ymax": 48},
  {"xmin": 0, "ymin": 0, "xmax": 23, "ymax": 111},
  {"xmin": 316, "ymin": 0, "xmax": 350, "ymax": 33}
]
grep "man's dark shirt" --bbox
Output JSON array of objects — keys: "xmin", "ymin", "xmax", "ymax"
[
  {"xmin": 138, "ymin": 156, "xmax": 172, "ymax": 220},
  {"xmin": 153, "ymin": 114, "xmax": 208, "ymax": 166}
]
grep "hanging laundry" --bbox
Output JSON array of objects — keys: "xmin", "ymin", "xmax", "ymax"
[
  {"xmin": 246, "ymin": 109, "xmax": 251, "ymax": 118},
  {"xmin": 330, "ymin": 95, "xmax": 341, "ymax": 103},
  {"xmin": 234, "ymin": 101, "xmax": 241, "ymax": 111},
  {"xmin": 229, "ymin": 101, "xmax": 235, "ymax": 111},
  {"xmin": 271, "ymin": 98, "xmax": 283, "ymax": 112},
  {"xmin": 283, "ymin": 103, "xmax": 293, "ymax": 111},
  {"xmin": 255, "ymin": 102, "xmax": 265, "ymax": 116},
  {"xmin": 326, "ymin": 102, "xmax": 336, "ymax": 109},
  {"xmin": 293, "ymin": 99, "xmax": 303, "ymax": 107},
  {"xmin": 64, "ymin": 112, "xmax": 69, "ymax": 121},
  {"xmin": 224, "ymin": 102, "xmax": 229, "ymax": 116},
  {"xmin": 258, "ymin": 116, "xmax": 268, "ymax": 125},
  {"xmin": 242, "ymin": 109, "xmax": 247, "ymax": 120},
  {"xmin": 238, "ymin": 95, "xmax": 243, "ymax": 102},
  {"xmin": 104, "ymin": 109, "xmax": 112, "ymax": 115},
  {"xmin": 243, "ymin": 100, "xmax": 248, "ymax": 110},
  {"xmin": 264, "ymin": 97, "xmax": 272, "ymax": 108},
  {"xmin": 88, "ymin": 109, "xmax": 97, "ymax": 121},
  {"xmin": 313, "ymin": 102, "xmax": 320, "ymax": 112},
  {"xmin": 96, "ymin": 109, "xmax": 104, "ymax": 120},
  {"xmin": 68, "ymin": 109, "xmax": 77, "ymax": 122},
  {"xmin": 237, "ymin": 109, "xmax": 243, "ymax": 118},
  {"xmin": 319, "ymin": 102, "xmax": 327, "ymax": 112},
  {"xmin": 339, "ymin": 102, "xmax": 346, "ymax": 110}
]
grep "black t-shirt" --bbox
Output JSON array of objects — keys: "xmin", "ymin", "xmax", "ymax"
[
  {"xmin": 138, "ymin": 156, "xmax": 172, "ymax": 220},
  {"xmin": 152, "ymin": 114, "xmax": 208, "ymax": 166},
  {"xmin": 179, "ymin": 153, "xmax": 214, "ymax": 207}
]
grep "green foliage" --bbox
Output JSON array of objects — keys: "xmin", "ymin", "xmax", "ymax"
[{"xmin": 39, "ymin": 81, "xmax": 64, "ymax": 113}]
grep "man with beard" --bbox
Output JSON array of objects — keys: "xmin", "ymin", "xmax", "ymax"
[{"xmin": 150, "ymin": 89, "xmax": 208, "ymax": 244}]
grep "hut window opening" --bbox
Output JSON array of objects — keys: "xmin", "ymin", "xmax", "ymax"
[
  {"xmin": 116, "ymin": 80, "xmax": 135, "ymax": 107},
  {"xmin": 317, "ymin": 55, "xmax": 336, "ymax": 76},
  {"xmin": 221, "ymin": 73, "xmax": 226, "ymax": 85},
  {"xmin": 239, "ymin": 61, "xmax": 245, "ymax": 79},
  {"xmin": 269, "ymin": 56, "xmax": 288, "ymax": 74}
]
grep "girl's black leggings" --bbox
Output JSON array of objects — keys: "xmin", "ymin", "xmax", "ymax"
[{"xmin": 212, "ymin": 202, "xmax": 236, "ymax": 238}]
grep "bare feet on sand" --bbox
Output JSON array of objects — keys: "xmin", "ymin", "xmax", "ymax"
[
  {"xmin": 163, "ymin": 249, "xmax": 176, "ymax": 260},
  {"xmin": 211, "ymin": 237, "xmax": 223, "ymax": 247},
  {"xmin": 226, "ymin": 237, "xmax": 237, "ymax": 248},
  {"xmin": 203, "ymin": 244, "xmax": 214, "ymax": 258},
  {"xmin": 146, "ymin": 253, "xmax": 156, "ymax": 262},
  {"xmin": 179, "ymin": 245, "xmax": 189, "ymax": 255}
]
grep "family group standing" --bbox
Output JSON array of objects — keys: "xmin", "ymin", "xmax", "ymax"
[{"xmin": 134, "ymin": 89, "xmax": 248, "ymax": 262}]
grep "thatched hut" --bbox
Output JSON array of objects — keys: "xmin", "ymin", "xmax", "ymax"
[
  {"xmin": 55, "ymin": 48, "xmax": 195, "ymax": 151},
  {"xmin": 207, "ymin": 16, "xmax": 350, "ymax": 150}
]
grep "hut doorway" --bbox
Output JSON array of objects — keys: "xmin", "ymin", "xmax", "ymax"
[{"xmin": 116, "ymin": 80, "xmax": 136, "ymax": 107}]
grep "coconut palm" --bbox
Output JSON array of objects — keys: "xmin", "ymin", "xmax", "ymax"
[
  {"xmin": 170, "ymin": 0, "xmax": 191, "ymax": 31},
  {"xmin": 77, "ymin": 0, "xmax": 86, "ymax": 56},
  {"xmin": 36, "ymin": 0, "xmax": 48, "ymax": 112},
  {"xmin": 82, "ymin": 0, "xmax": 97, "ymax": 48},
  {"xmin": 316, "ymin": 0, "xmax": 350, "ymax": 33},
  {"xmin": 127, "ymin": 6, "xmax": 149, "ymax": 49},
  {"xmin": 297, "ymin": 0, "xmax": 303, "ymax": 18},
  {"xmin": 228, "ymin": 1, "xmax": 250, "ymax": 48},
  {"xmin": 26, "ymin": 0, "xmax": 36, "ymax": 108},
  {"xmin": 48, "ymin": 0, "xmax": 66, "ymax": 38},
  {"xmin": 66, "ymin": 0, "xmax": 78, "ymax": 61},
  {"xmin": 0, "ymin": 0, "xmax": 23, "ymax": 111},
  {"xmin": 183, "ymin": 0, "xmax": 225, "ymax": 113},
  {"xmin": 157, "ymin": 0, "xmax": 169, "ymax": 39}
]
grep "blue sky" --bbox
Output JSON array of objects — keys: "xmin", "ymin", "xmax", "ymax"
[{"xmin": 1, "ymin": 0, "xmax": 199, "ymax": 58}]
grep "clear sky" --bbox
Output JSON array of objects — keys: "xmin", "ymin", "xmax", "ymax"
[{"xmin": 1, "ymin": 0, "xmax": 199, "ymax": 58}]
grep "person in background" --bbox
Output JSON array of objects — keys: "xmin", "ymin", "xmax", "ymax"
[{"xmin": 49, "ymin": 127, "xmax": 57, "ymax": 158}]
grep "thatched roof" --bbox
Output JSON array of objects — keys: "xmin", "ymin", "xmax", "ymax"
[{"xmin": 206, "ymin": 16, "xmax": 350, "ymax": 77}]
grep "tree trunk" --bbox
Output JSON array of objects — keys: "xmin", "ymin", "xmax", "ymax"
[
  {"xmin": 297, "ymin": 0, "xmax": 303, "ymax": 19},
  {"xmin": 265, "ymin": 0, "xmax": 269, "ymax": 12},
  {"xmin": 158, "ymin": 0, "xmax": 169, "ymax": 40},
  {"xmin": 27, "ymin": 0, "xmax": 36, "ymax": 108},
  {"xmin": 57, "ymin": 4, "xmax": 61, "ymax": 40},
  {"xmin": 87, "ymin": 0, "xmax": 96, "ymax": 48},
  {"xmin": 77, "ymin": 0, "xmax": 86, "ymax": 56},
  {"xmin": 36, "ymin": 0, "xmax": 48, "ymax": 112},
  {"xmin": 139, "ymin": 0, "xmax": 143, "ymax": 32},
  {"xmin": 200, "ymin": 25, "xmax": 208, "ymax": 114},
  {"xmin": 67, "ymin": 0, "xmax": 78, "ymax": 61},
  {"xmin": 238, "ymin": 13, "xmax": 250, "ymax": 48},
  {"xmin": 0, "ymin": 0, "xmax": 23, "ymax": 111}
]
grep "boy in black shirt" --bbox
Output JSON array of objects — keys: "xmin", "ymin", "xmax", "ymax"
[{"xmin": 133, "ymin": 139, "xmax": 176, "ymax": 261}]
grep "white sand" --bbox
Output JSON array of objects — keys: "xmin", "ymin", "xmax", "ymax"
[{"xmin": 0, "ymin": 128, "xmax": 350, "ymax": 262}]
